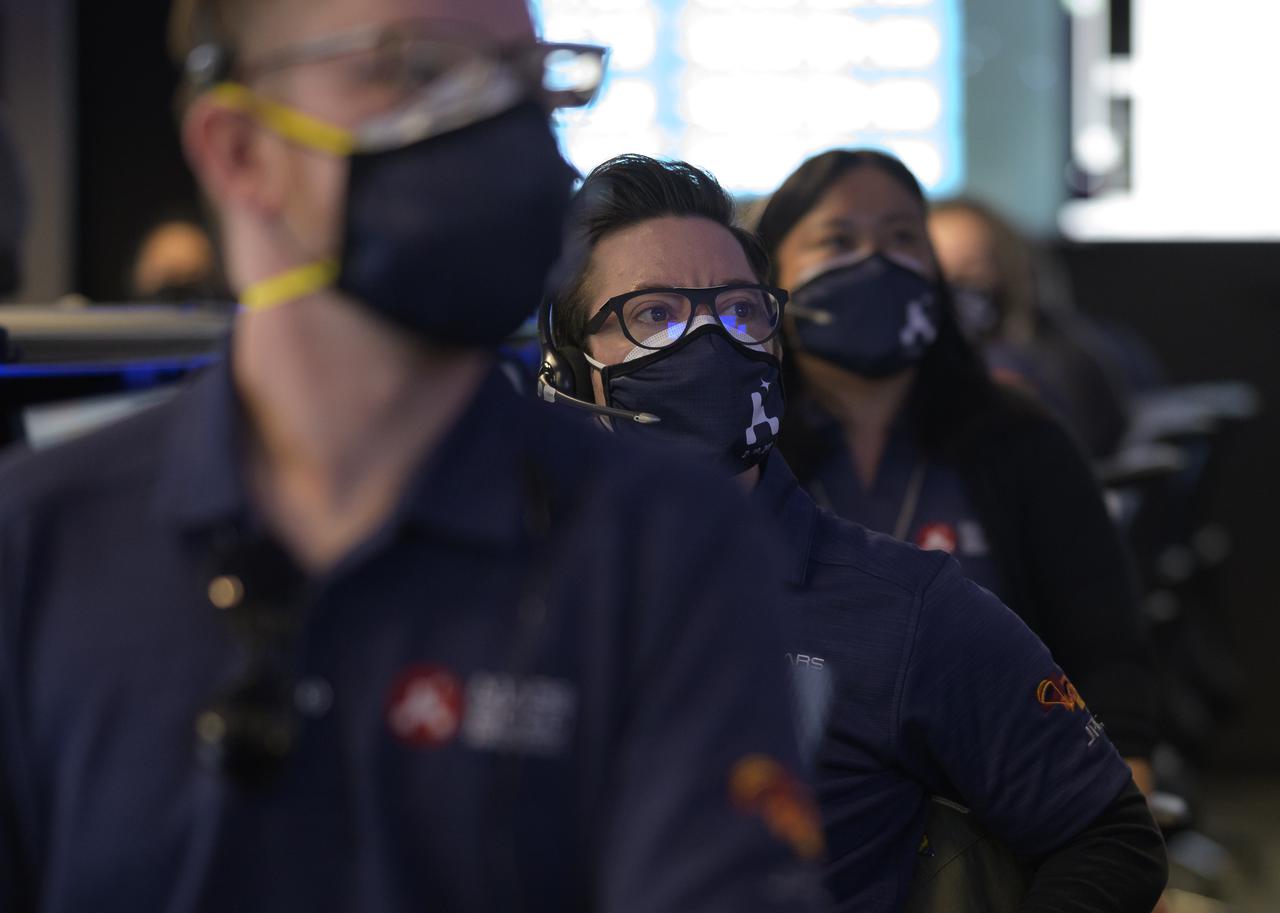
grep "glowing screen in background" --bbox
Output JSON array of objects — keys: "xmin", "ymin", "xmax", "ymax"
[
  {"xmin": 1060, "ymin": 0, "xmax": 1280, "ymax": 239},
  {"xmin": 531, "ymin": 0, "xmax": 965, "ymax": 196}
]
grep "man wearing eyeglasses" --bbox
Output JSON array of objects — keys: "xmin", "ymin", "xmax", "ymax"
[{"xmin": 0, "ymin": 1, "xmax": 825, "ymax": 911}]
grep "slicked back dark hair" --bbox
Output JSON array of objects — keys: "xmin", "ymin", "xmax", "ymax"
[
  {"xmin": 756, "ymin": 148, "xmax": 1005, "ymax": 461},
  {"xmin": 552, "ymin": 154, "xmax": 770, "ymax": 349}
]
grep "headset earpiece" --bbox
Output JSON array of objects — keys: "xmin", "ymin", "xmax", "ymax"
[
  {"xmin": 537, "ymin": 343, "xmax": 593, "ymax": 400},
  {"xmin": 536, "ymin": 292, "xmax": 658, "ymax": 423},
  {"xmin": 555, "ymin": 344, "xmax": 593, "ymax": 399},
  {"xmin": 537, "ymin": 293, "xmax": 583, "ymax": 397}
]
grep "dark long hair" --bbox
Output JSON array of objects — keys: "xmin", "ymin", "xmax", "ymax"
[{"xmin": 756, "ymin": 149, "xmax": 1004, "ymax": 466}]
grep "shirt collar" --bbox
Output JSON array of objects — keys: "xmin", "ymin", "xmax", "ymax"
[
  {"xmin": 155, "ymin": 352, "xmax": 529, "ymax": 548},
  {"xmin": 753, "ymin": 454, "xmax": 818, "ymax": 587},
  {"xmin": 153, "ymin": 352, "xmax": 247, "ymax": 530},
  {"xmin": 395, "ymin": 364, "xmax": 528, "ymax": 547}
]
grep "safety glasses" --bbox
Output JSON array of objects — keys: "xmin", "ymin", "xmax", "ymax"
[{"xmin": 199, "ymin": 24, "xmax": 607, "ymax": 155}]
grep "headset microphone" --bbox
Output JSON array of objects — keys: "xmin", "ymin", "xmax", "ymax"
[
  {"xmin": 537, "ymin": 290, "xmax": 661, "ymax": 425},
  {"xmin": 536, "ymin": 370, "xmax": 661, "ymax": 424}
]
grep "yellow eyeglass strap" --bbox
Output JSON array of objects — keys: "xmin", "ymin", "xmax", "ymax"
[
  {"xmin": 240, "ymin": 260, "xmax": 341, "ymax": 312},
  {"xmin": 209, "ymin": 82, "xmax": 357, "ymax": 157}
]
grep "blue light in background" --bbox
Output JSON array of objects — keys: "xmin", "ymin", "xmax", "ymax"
[{"xmin": 532, "ymin": 0, "xmax": 964, "ymax": 197}]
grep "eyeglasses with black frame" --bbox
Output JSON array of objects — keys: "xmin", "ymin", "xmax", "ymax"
[{"xmin": 584, "ymin": 284, "xmax": 788, "ymax": 351}]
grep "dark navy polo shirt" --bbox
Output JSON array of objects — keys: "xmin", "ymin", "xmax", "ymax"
[
  {"xmin": 804, "ymin": 415, "xmax": 1004, "ymax": 596},
  {"xmin": 754, "ymin": 456, "xmax": 1133, "ymax": 913},
  {"xmin": 0, "ymin": 356, "xmax": 823, "ymax": 913}
]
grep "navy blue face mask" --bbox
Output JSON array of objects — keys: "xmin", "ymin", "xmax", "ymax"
[
  {"xmin": 789, "ymin": 253, "xmax": 939, "ymax": 378},
  {"xmin": 338, "ymin": 103, "xmax": 577, "ymax": 346},
  {"xmin": 592, "ymin": 321, "xmax": 786, "ymax": 474}
]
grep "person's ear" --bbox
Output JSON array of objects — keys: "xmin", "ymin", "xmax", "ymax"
[{"xmin": 180, "ymin": 96, "xmax": 289, "ymax": 218}]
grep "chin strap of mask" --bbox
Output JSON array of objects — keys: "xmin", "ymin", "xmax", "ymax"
[
  {"xmin": 208, "ymin": 84, "xmax": 354, "ymax": 313},
  {"xmin": 239, "ymin": 259, "xmax": 340, "ymax": 312}
]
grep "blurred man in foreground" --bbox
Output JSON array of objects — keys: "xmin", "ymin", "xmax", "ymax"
[{"xmin": 0, "ymin": 1, "xmax": 824, "ymax": 910}]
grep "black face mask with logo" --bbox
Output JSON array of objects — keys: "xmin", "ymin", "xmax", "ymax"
[
  {"xmin": 595, "ymin": 322, "xmax": 786, "ymax": 475},
  {"xmin": 789, "ymin": 253, "xmax": 940, "ymax": 378}
]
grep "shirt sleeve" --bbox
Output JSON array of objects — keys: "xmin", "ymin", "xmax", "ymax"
[
  {"xmin": 896, "ymin": 557, "xmax": 1135, "ymax": 858},
  {"xmin": 1015, "ymin": 417, "xmax": 1157, "ymax": 759},
  {"xmin": 594, "ymin": 478, "xmax": 827, "ymax": 913},
  {"xmin": 1020, "ymin": 779, "xmax": 1168, "ymax": 913}
]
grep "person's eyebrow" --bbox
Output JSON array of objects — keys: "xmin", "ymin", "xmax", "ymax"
[
  {"xmin": 626, "ymin": 281, "xmax": 678, "ymax": 291},
  {"xmin": 815, "ymin": 211, "xmax": 921, "ymax": 230},
  {"xmin": 625, "ymin": 278, "xmax": 759, "ymax": 291}
]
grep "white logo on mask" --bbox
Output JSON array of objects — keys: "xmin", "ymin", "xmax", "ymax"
[
  {"xmin": 900, "ymin": 297, "xmax": 938, "ymax": 350},
  {"xmin": 746, "ymin": 379, "xmax": 781, "ymax": 446}
]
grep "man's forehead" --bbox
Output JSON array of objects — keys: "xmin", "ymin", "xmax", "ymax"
[{"xmin": 244, "ymin": 0, "xmax": 535, "ymax": 58}]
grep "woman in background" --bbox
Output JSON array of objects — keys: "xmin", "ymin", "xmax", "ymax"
[{"xmin": 756, "ymin": 149, "xmax": 1159, "ymax": 792}]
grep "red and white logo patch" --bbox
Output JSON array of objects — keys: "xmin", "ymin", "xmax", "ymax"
[
  {"xmin": 386, "ymin": 665, "xmax": 465, "ymax": 748},
  {"xmin": 916, "ymin": 522, "xmax": 959, "ymax": 554}
]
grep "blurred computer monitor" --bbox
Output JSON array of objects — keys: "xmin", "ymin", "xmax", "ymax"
[{"xmin": 0, "ymin": 303, "xmax": 228, "ymax": 448}]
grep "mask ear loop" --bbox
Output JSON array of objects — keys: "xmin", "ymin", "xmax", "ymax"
[
  {"xmin": 207, "ymin": 83, "xmax": 356, "ymax": 156},
  {"xmin": 239, "ymin": 261, "xmax": 340, "ymax": 312},
  {"xmin": 204, "ymin": 84, "xmax": 354, "ymax": 312}
]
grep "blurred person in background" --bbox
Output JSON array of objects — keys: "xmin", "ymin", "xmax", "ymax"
[
  {"xmin": 755, "ymin": 150, "xmax": 1160, "ymax": 799},
  {"xmin": 926, "ymin": 198, "xmax": 1133, "ymax": 459},
  {"xmin": 542, "ymin": 153, "xmax": 1166, "ymax": 913},
  {"xmin": 129, "ymin": 217, "xmax": 228, "ymax": 302},
  {"xmin": 0, "ymin": 1, "xmax": 825, "ymax": 911}
]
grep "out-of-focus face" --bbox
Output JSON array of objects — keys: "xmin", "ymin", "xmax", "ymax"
[
  {"xmin": 773, "ymin": 165, "xmax": 936, "ymax": 292},
  {"xmin": 186, "ymin": 0, "xmax": 536, "ymax": 277},
  {"xmin": 580, "ymin": 215, "xmax": 769, "ymax": 403},
  {"xmin": 132, "ymin": 221, "xmax": 216, "ymax": 297},
  {"xmin": 928, "ymin": 207, "xmax": 1000, "ymax": 295}
]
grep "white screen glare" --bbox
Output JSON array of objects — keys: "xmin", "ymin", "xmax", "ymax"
[
  {"xmin": 1060, "ymin": 0, "xmax": 1280, "ymax": 240},
  {"xmin": 534, "ymin": 0, "xmax": 964, "ymax": 196}
]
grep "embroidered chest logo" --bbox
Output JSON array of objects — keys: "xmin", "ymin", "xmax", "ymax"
[
  {"xmin": 786, "ymin": 652, "xmax": 826, "ymax": 670},
  {"xmin": 387, "ymin": 665, "xmax": 465, "ymax": 748},
  {"xmin": 462, "ymin": 672, "xmax": 578, "ymax": 756},
  {"xmin": 386, "ymin": 664, "xmax": 578, "ymax": 756},
  {"xmin": 916, "ymin": 522, "xmax": 958, "ymax": 554},
  {"xmin": 917, "ymin": 521, "xmax": 989, "ymax": 556}
]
